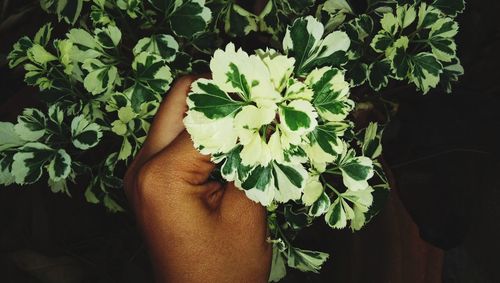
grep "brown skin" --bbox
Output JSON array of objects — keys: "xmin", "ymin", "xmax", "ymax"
[{"xmin": 124, "ymin": 76, "xmax": 272, "ymax": 283}]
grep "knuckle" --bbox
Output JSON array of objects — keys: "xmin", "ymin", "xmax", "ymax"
[
  {"xmin": 135, "ymin": 159, "xmax": 181, "ymax": 200},
  {"xmin": 136, "ymin": 161, "xmax": 160, "ymax": 191}
]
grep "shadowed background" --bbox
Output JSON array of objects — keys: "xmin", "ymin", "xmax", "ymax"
[{"xmin": 1, "ymin": 0, "xmax": 499, "ymax": 282}]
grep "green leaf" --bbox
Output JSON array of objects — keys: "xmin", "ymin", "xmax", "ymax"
[
  {"xmin": 0, "ymin": 152, "xmax": 16, "ymax": 185},
  {"xmin": 344, "ymin": 14, "xmax": 373, "ymax": 44},
  {"xmin": 67, "ymin": 28, "xmax": 98, "ymax": 50},
  {"xmin": 116, "ymin": 0, "xmax": 141, "ymax": 18},
  {"xmin": 321, "ymin": 0, "xmax": 353, "ymax": 31},
  {"xmin": 192, "ymin": 32, "xmax": 218, "ymax": 53},
  {"xmin": 57, "ymin": 39, "xmax": 74, "ymax": 75},
  {"xmin": 14, "ymin": 108, "xmax": 47, "ymax": 141},
  {"xmin": 48, "ymin": 178, "xmax": 68, "ymax": 194},
  {"xmin": 279, "ymin": 105, "xmax": 311, "ymax": 131},
  {"xmin": 90, "ymin": 0, "xmax": 114, "ymax": 26},
  {"xmin": 370, "ymin": 32, "xmax": 394, "ymax": 53},
  {"xmin": 95, "ymin": 25, "xmax": 122, "ymax": 49},
  {"xmin": 170, "ymin": 0, "xmax": 212, "ymax": 38},
  {"xmin": 360, "ymin": 122, "xmax": 383, "ymax": 159},
  {"xmin": 417, "ymin": 3, "xmax": 440, "ymax": 29},
  {"xmin": 272, "ymin": 162, "xmax": 307, "ymax": 202},
  {"xmin": 7, "ymin": 37, "xmax": 34, "ymax": 68},
  {"xmin": 380, "ymin": 12, "xmax": 398, "ymax": 35},
  {"xmin": 302, "ymin": 175, "xmax": 324, "ymax": 205},
  {"xmin": 133, "ymin": 34, "xmax": 179, "ymax": 62},
  {"xmin": 0, "ymin": 122, "xmax": 25, "ymax": 151},
  {"xmin": 309, "ymin": 122, "xmax": 348, "ymax": 155},
  {"xmin": 225, "ymin": 62, "xmax": 252, "ymax": 100},
  {"xmin": 396, "ymin": 4, "xmax": 416, "ymax": 29},
  {"xmin": 410, "ymin": 52, "xmax": 443, "ymax": 94},
  {"xmin": 342, "ymin": 158, "xmax": 372, "ymax": 181},
  {"xmin": 429, "ymin": 18, "xmax": 458, "ymax": 38},
  {"xmin": 241, "ymin": 165, "xmax": 273, "ymax": 191},
  {"xmin": 132, "ymin": 52, "xmax": 173, "ymax": 94},
  {"xmin": 24, "ymin": 63, "xmax": 52, "ymax": 90},
  {"xmin": 103, "ymin": 194, "xmax": 125, "ymax": 212},
  {"xmin": 269, "ymin": 245, "xmax": 287, "ymax": 282},
  {"xmin": 48, "ymin": 104, "xmax": 65, "ymax": 125},
  {"xmin": 221, "ymin": 145, "xmax": 243, "ymax": 180},
  {"xmin": 85, "ymin": 179, "xmax": 100, "ymax": 204},
  {"xmin": 368, "ymin": 59, "xmax": 391, "ymax": 91},
  {"xmin": 224, "ymin": 4, "xmax": 258, "ymax": 36},
  {"xmin": 287, "ymin": 247, "xmax": 329, "ymax": 273},
  {"xmin": 342, "ymin": 187, "xmax": 374, "ymax": 230},
  {"xmin": 71, "ymin": 115, "xmax": 103, "ymax": 150},
  {"xmin": 284, "ymin": 204, "xmax": 312, "ymax": 230},
  {"xmin": 323, "ymin": 0, "xmax": 353, "ymax": 15},
  {"xmin": 41, "ymin": 0, "xmax": 84, "ymax": 24},
  {"xmin": 346, "ymin": 62, "xmax": 368, "ymax": 86},
  {"xmin": 188, "ymin": 79, "xmax": 244, "ymax": 119},
  {"xmin": 34, "ymin": 23, "xmax": 53, "ymax": 46},
  {"xmin": 388, "ymin": 37, "xmax": 411, "ymax": 79},
  {"xmin": 47, "ymin": 149, "xmax": 72, "ymax": 182},
  {"xmin": 284, "ymin": 0, "xmax": 316, "ymax": 14},
  {"xmin": 258, "ymin": 0, "xmax": 282, "ymax": 36},
  {"xmin": 170, "ymin": 52, "xmax": 192, "ymax": 72},
  {"xmin": 27, "ymin": 44, "xmax": 57, "ymax": 65},
  {"xmin": 309, "ymin": 192, "xmax": 331, "ymax": 217},
  {"xmin": 432, "ymin": 0, "xmax": 465, "ymax": 17},
  {"xmin": 118, "ymin": 136, "xmax": 133, "ymax": 160},
  {"xmin": 309, "ymin": 68, "xmax": 353, "ymax": 121},
  {"xmin": 82, "ymin": 59, "xmax": 119, "ymax": 95},
  {"xmin": 11, "ymin": 143, "xmax": 53, "ymax": 185},
  {"xmin": 339, "ymin": 154, "xmax": 374, "ymax": 191},
  {"xmin": 283, "ymin": 16, "xmax": 350, "ymax": 75},
  {"xmin": 325, "ymin": 198, "xmax": 347, "ymax": 228},
  {"xmin": 440, "ymin": 57, "xmax": 464, "ymax": 93},
  {"xmin": 57, "ymin": 0, "xmax": 83, "ymax": 24},
  {"xmin": 429, "ymin": 37, "xmax": 456, "ymax": 62}
]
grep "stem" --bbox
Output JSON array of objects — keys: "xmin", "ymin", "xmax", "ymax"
[{"xmin": 325, "ymin": 182, "xmax": 341, "ymax": 196}]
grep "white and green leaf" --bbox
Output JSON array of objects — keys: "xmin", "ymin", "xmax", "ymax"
[
  {"xmin": 287, "ymin": 247, "xmax": 329, "ymax": 273},
  {"xmin": 133, "ymin": 34, "xmax": 179, "ymax": 62},
  {"xmin": 14, "ymin": 108, "xmax": 47, "ymax": 141},
  {"xmin": 0, "ymin": 122, "xmax": 25, "ymax": 151},
  {"xmin": 47, "ymin": 149, "xmax": 72, "ymax": 182},
  {"xmin": 82, "ymin": 59, "xmax": 120, "ymax": 95},
  {"xmin": 71, "ymin": 115, "xmax": 103, "ymax": 150},
  {"xmin": 409, "ymin": 52, "xmax": 443, "ymax": 94},
  {"xmin": 11, "ymin": 143, "xmax": 53, "ymax": 185}
]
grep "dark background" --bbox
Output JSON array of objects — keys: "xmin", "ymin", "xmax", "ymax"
[{"xmin": 1, "ymin": 0, "xmax": 499, "ymax": 282}]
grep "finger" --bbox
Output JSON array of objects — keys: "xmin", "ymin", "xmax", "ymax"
[
  {"xmin": 124, "ymin": 76, "xmax": 196, "ymax": 199},
  {"xmin": 139, "ymin": 75, "xmax": 197, "ymax": 160}
]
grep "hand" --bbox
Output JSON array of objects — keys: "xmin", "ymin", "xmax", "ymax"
[{"xmin": 124, "ymin": 76, "xmax": 272, "ymax": 283}]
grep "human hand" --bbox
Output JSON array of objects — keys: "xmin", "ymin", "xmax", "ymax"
[{"xmin": 124, "ymin": 76, "xmax": 272, "ymax": 283}]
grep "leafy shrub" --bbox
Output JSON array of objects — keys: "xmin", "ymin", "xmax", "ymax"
[{"xmin": 0, "ymin": 0, "xmax": 464, "ymax": 280}]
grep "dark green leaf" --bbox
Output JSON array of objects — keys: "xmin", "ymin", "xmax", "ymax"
[
  {"xmin": 241, "ymin": 165, "xmax": 272, "ymax": 191},
  {"xmin": 368, "ymin": 59, "xmax": 391, "ymax": 91},
  {"xmin": 432, "ymin": 0, "xmax": 465, "ymax": 17},
  {"xmin": 189, "ymin": 81, "xmax": 244, "ymax": 119}
]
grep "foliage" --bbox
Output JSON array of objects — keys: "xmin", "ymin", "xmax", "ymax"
[{"xmin": 1, "ymin": 0, "xmax": 464, "ymax": 280}]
